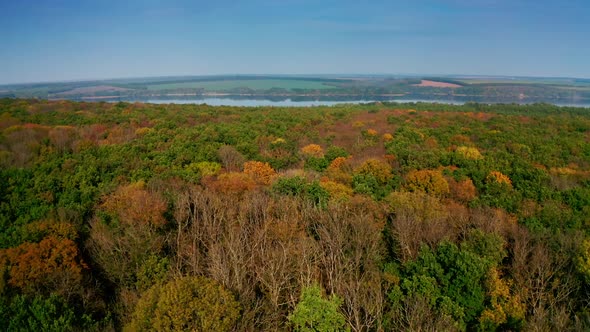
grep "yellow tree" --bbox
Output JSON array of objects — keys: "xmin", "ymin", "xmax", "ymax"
[{"xmin": 405, "ymin": 170, "xmax": 449, "ymax": 196}]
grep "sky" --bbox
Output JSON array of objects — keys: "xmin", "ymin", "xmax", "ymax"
[{"xmin": 0, "ymin": 0, "xmax": 589, "ymax": 84}]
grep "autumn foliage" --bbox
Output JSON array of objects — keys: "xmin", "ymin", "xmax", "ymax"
[
  {"xmin": 211, "ymin": 172, "xmax": 257, "ymax": 194},
  {"xmin": 300, "ymin": 144, "xmax": 324, "ymax": 158},
  {"xmin": 448, "ymin": 177, "xmax": 477, "ymax": 202},
  {"xmin": 243, "ymin": 161, "xmax": 276, "ymax": 185},
  {"xmin": 101, "ymin": 181, "xmax": 167, "ymax": 227},
  {"xmin": 405, "ymin": 169, "xmax": 450, "ymax": 196},
  {"xmin": 456, "ymin": 146, "xmax": 483, "ymax": 160},
  {"xmin": 1, "ymin": 99, "xmax": 590, "ymax": 330},
  {"xmin": 354, "ymin": 158, "xmax": 393, "ymax": 185},
  {"xmin": 486, "ymin": 171, "xmax": 512, "ymax": 187},
  {"xmin": 0, "ymin": 236, "xmax": 86, "ymax": 293}
]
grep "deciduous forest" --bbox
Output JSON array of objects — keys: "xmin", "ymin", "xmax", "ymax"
[{"xmin": 1, "ymin": 98, "xmax": 589, "ymax": 331}]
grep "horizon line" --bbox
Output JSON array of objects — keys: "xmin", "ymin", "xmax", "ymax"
[{"xmin": 1, "ymin": 72, "xmax": 589, "ymax": 87}]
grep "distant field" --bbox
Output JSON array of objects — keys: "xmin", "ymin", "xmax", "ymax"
[
  {"xmin": 57, "ymin": 85, "xmax": 130, "ymax": 95},
  {"xmin": 413, "ymin": 80, "xmax": 462, "ymax": 88},
  {"xmin": 146, "ymin": 79, "xmax": 337, "ymax": 91},
  {"xmin": 458, "ymin": 79, "xmax": 556, "ymax": 85},
  {"xmin": 458, "ymin": 78, "xmax": 590, "ymax": 86}
]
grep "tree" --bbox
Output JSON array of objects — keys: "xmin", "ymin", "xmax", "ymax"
[
  {"xmin": 300, "ymin": 144, "xmax": 324, "ymax": 158},
  {"xmin": 0, "ymin": 236, "xmax": 86, "ymax": 297},
  {"xmin": 218, "ymin": 145, "xmax": 245, "ymax": 172},
  {"xmin": 243, "ymin": 161, "xmax": 276, "ymax": 185},
  {"xmin": 100, "ymin": 181, "xmax": 167, "ymax": 227},
  {"xmin": 448, "ymin": 177, "xmax": 477, "ymax": 203},
  {"xmin": 209, "ymin": 172, "xmax": 256, "ymax": 194},
  {"xmin": 577, "ymin": 238, "xmax": 590, "ymax": 283},
  {"xmin": 486, "ymin": 171, "xmax": 512, "ymax": 188},
  {"xmin": 0, "ymin": 294, "xmax": 78, "ymax": 332},
  {"xmin": 455, "ymin": 146, "xmax": 483, "ymax": 160},
  {"xmin": 288, "ymin": 284, "xmax": 348, "ymax": 332},
  {"xmin": 127, "ymin": 276, "xmax": 240, "ymax": 332},
  {"xmin": 405, "ymin": 169, "xmax": 449, "ymax": 196},
  {"xmin": 354, "ymin": 159, "xmax": 392, "ymax": 185}
]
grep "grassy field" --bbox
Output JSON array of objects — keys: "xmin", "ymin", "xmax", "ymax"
[{"xmin": 146, "ymin": 79, "xmax": 337, "ymax": 91}]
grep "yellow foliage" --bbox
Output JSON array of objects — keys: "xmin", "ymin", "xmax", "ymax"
[
  {"xmin": 386, "ymin": 191, "xmax": 448, "ymax": 222},
  {"xmin": 352, "ymin": 121, "xmax": 365, "ymax": 128},
  {"xmin": 243, "ymin": 161, "xmax": 276, "ymax": 185},
  {"xmin": 134, "ymin": 127, "xmax": 153, "ymax": 136},
  {"xmin": 320, "ymin": 180, "xmax": 354, "ymax": 202},
  {"xmin": 23, "ymin": 220, "xmax": 78, "ymax": 241},
  {"xmin": 479, "ymin": 268, "xmax": 525, "ymax": 328},
  {"xmin": 328, "ymin": 156, "xmax": 349, "ymax": 170},
  {"xmin": 405, "ymin": 169, "xmax": 449, "ymax": 196},
  {"xmin": 355, "ymin": 158, "xmax": 393, "ymax": 184},
  {"xmin": 549, "ymin": 167, "xmax": 577, "ymax": 176},
  {"xmin": 486, "ymin": 171, "xmax": 512, "ymax": 187},
  {"xmin": 271, "ymin": 137, "xmax": 286, "ymax": 145},
  {"xmin": 326, "ymin": 157, "xmax": 353, "ymax": 184},
  {"xmin": 366, "ymin": 129, "xmax": 378, "ymax": 136},
  {"xmin": 194, "ymin": 161, "xmax": 221, "ymax": 177},
  {"xmin": 577, "ymin": 238, "xmax": 590, "ymax": 282},
  {"xmin": 456, "ymin": 146, "xmax": 483, "ymax": 160},
  {"xmin": 382, "ymin": 133, "xmax": 393, "ymax": 141},
  {"xmin": 300, "ymin": 144, "xmax": 324, "ymax": 158}
]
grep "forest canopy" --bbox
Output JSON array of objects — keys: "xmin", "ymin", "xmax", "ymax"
[{"xmin": 0, "ymin": 98, "xmax": 589, "ymax": 331}]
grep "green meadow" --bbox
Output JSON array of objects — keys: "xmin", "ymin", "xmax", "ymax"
[{"xmin": 146, "ymin": 79, "xmax": 337, "ymax": 91}]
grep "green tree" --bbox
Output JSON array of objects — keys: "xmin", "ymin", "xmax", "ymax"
[
  {"xmin": 288, "ymin": 284, "xmax": 348, "ymax": 332},
  {"xmin": 0, "ymin": 294, "xmax": 80, "ymax": 332}
]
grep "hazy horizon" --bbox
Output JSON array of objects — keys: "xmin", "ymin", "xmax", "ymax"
[
  {"xmin": 1, "ymin": 0, "xmax": 589, "ymax": 85},
  {"xmin": 3, "ymin": 72, "xmax": 590, "ymax": 87}
]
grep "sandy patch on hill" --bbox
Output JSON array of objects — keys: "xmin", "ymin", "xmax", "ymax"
[{"xmin": 414, "ymin": 80, "xmax": 462, "ymax": 88}]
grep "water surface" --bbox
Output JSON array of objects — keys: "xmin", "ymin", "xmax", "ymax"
[{"xmin": 102, "ymin": 95, "xmax": 590, "ymax": 108}]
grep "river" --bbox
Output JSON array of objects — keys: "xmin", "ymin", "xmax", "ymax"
[{"xmin": 102, "ymin": 96, "xmax": 590, "ymax": 108}]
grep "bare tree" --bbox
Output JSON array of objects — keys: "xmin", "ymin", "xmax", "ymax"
[{"xmin": 218, "ymin": 145, "xmax": 245, "ymax": 172}]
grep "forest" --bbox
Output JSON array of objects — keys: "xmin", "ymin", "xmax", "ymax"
[{"xmin": 0, "ymin": 98, "xmax": 589, "ymax": 331}]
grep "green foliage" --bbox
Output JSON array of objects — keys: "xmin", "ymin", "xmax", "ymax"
[
  {"xmin": 273, "ymin": 176, "xmax": 308, "ymax": 196},
  {"xmin": 305, "ymin": 157, "xmax": 329, "ymax": 172},
  {"xmin": 273, "ymin": 177, "xmax": 329, "ymax": 207},
  {"xmin": 397, "ymin": 242, "xmax": 493, "ymax": 328},
  {"xmin": 0, "ymin": 294, "xmax": 97, "ymax": 332},
  {"xmin": 135, "ymin": 255, "xmax": 169, "ymax": 291},
  {"xmin": 288, "ymin": 284, "xmax": 348, "ymax": 332},
  {"xmin": 461, "ymin": 230, "xmax": 507, "ymax": 265},
  {"xmin": 324, "ymin": 146, "xmax": 349, "ymax": 162}
]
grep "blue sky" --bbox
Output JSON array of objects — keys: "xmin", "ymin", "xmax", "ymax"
[{"xmin": 1, "ymin": 0, "xmax": 589, "ymax": 84}]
